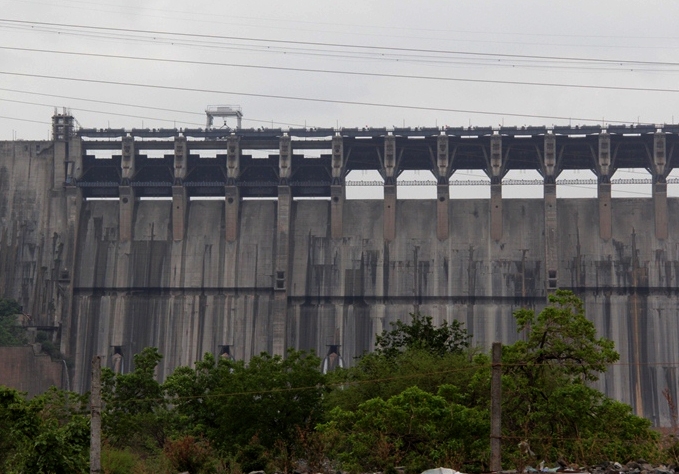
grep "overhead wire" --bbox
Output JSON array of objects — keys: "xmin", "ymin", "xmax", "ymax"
[
  {"xmin": 0, "ymin": 115, "xmax": 50, "ymax": 125},
  {"xmin": 0, "ymin": 88, "xmax": 305, "ymax": 127},
  {"xmin": 4, "ymin": 46, "xmax": 679, "ymax": 94},
  {"xmin": 105, "ymin": 359, "xmax": 679, "ymax": 405},
  {"xmin": 3, "ymin": 37, "xmax": 669, "ymax": 73},
  {"xmin": 0, "ymin": 70, "xmax": 648, "ymax": 124},
  {"xmin": 1, "ymin": 18, "xmax": 676, "ymax": 68},
  {"xmin": 0, "ymin": 98, "xmax": 203, "ymax": 126},
  {"xmin": 13, "ymin": 0, "xmax": 679, "ymax": 43},
  {"xmin": 4, "ymin": 12, "xmax": 677, "ymax": 55}
]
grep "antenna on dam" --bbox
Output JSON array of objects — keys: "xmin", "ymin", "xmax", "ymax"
[{"xmin": 206, "ymin": 105, "xmax": 243, "ymax": 129}]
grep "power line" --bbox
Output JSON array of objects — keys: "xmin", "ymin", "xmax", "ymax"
[
  {"xmin": 0, "ymin": 70, "xmax": 646, "ymax": 124},
  {"xmin": 0, "ymin": 89, "xmax": 306, "ymax": 127},
  {"xmin": 4, "ymin": 45, "xmax": 679, "ymax": 94},
  {"xmin": 6, "ymin": 9, "xmax": 677, "ymax": 57},
  {"xmin": 0, "ymin": 115, "xmax": 50, "ymax": 125},
  {"xmin": 106, "ymin": 359, "xmax": 679, "ymax": 405},
  {"xmin": 0, "ymin": 98, "xmax": 205, "ymax": 126},
  {"xmin": 15, "ymin": 0, "xmax": 679, "ymax": 42},
  {"xmin": 9, "ymin": 23, "xmax": 679, "ymax": 74},
  {"xmin": 1, "ymin": 18, "xmax": 676, "ymax": 68}
]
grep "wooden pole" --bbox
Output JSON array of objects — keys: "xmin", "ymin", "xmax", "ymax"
[
  {"xmin": 490, "ymin": 342, "xmax": 502, "ymax": 473},
  {"xmin": 90, "ymin": 355, "xmax": 101, "ymax": 474}
]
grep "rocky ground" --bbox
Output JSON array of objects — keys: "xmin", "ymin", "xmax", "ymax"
[{"xmin": 502, "ymin": 460, "xmax": 679, "ymax": 474}]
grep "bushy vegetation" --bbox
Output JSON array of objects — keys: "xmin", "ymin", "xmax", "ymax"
[
  {"xmin": 0, "ymin": 291, "xmax": 673, "ymax": 473},
  {"xmin": 0, "ymin": 386, "xmax": 90, "ymax": 473},
  {"xmin": 0, "ymin": 297, "xmax": 25, "ymax": 346}
]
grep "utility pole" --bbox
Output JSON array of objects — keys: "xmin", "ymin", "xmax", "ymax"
[
  {"xmin": 490, "ymin": 342, "xmax": 502, "ymax": 473},
  {"xmin": 90, "ymin": 356, "xmax": 101, "ymax": 474}
]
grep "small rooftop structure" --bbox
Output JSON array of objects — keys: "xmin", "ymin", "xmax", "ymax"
[
  {"xmin": 205, "ymin": 105, "xmax": 243, "ymax": 129},
  {"xmin": 52, "ymin": 108, "xmax": 75, "ymax": 141}
]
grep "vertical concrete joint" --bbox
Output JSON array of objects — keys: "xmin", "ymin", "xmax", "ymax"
[
  {"xmin": 383, "ymin": 135, "xmax": 397, "ymax": 241},
  {"xmin": 273, "ymin": 155, "xmax": 292, "ymax": 354},
  {"xmin": 544, "ymin": 183, "xmax": 558, "ymax": 293},
  {"xmin": 598, "ymin": 133, "xmax": 612, "ymax": 241},
  {"xmin": 331, "ymin": 135, "xmax": 345, "ymax": 239},
  {"xmin": 69, "ymin": 137, "xmax": 83, "ymax": 183},
  {"xmin": 60, "ymin": 186, "xmax": 82, "ymax": 356},
  {"xmin": 118, "ymin": 186, "xmax": 135, "ymax": 242},
  {"xmin": 489, "ymin": 135, "xmax": 503, "ymax": 241},
  {"xmin": 436, "ymin": 134, "xmax": 450, "ymax": 241},
  {"xmin": 653, "ymin": 132, "xmax": 668, "ymax": 240},
  {"xmin": 58, "ymin": 137, "xmax": 83, "ymax": 187},
  {"xmin": 172, "ymin": 135, "xmax": 189, "ymax": 242},
  {"xmin": 226, "ymin": 135, "xmax": 241, "ymax": 242},
  {"xmin": 543, "ymin": 134, "xmax": 558, "ymax": 293},
  {"xmin": 172, "ymin": 186, "xmax": 187, "ymax": 241},
  {"xmin": 225, "ymin": 186, "xmax": 240, "ymax": 242},
  {"xmin": 64, "ymin": 186, "xmax": 82, "ymax": 271}
]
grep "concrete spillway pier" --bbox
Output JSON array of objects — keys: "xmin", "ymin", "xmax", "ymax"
[{"xmin": 2, "ymin": 114, "xmax": 679, "ymax": 425}]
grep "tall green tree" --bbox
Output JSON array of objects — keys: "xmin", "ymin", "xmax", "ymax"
[
  {"xmin": 102, "ymin": 347, "xmax": 169, "ymax": 451},
  {"xmin": 501, "ymin": 290, "xmax": 658, "ymax": 465}
]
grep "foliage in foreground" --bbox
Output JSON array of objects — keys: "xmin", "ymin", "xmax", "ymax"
[
  {"xmin": 0, "ymin": 386, "xmax": 90, "ymax": 474},
  {"xmin": 0, "ymin": 291, "xmax": 671, "ymax": 472},
  {"xmin": 500, "ymin": 290, "xmax": 659, "ymax": 466},
  {"xmin": 320, "ymin": 385, "xmax": 489, "ymax": 473}
]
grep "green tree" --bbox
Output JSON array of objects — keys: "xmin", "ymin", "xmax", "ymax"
[
  {"xmin": 322, "ymin": 313, "xmax": 487, "ymax": 472},
  {"xmin": 375, "ymin": 312, "xmax": 470, "ymax": 359},
  {"xmin": 0, "ymin": 386, "xmax": 90, "ymax": 473},
  {"xmin": 320, "ymin": 386, "xmax": 489, "ymax": 474},
  {"xmin": 0, "ymin": 297, "xmax": 25, "ymax": 346},
  {"xmin": 325, "ymin": 348, "xmax": 486, "ymax": 413},
  {"xmin": 501, "ymin": 290, "xmax": 658, "ymax": 465},
  {"xmin": 166, "ymin": 349, "xmax": 326, "ymax": 464},
  {"xmin": 326, "ymin": 313, "xmax": 479, "ymax": 414},
  {"xmin": 102, "ymin": 347, "xmax": 169, "ymax": 452}
]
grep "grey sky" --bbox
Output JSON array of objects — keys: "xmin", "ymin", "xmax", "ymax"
[{"xmin": 1, "ymin": 0, "xmax": 678, "ymax": 198}]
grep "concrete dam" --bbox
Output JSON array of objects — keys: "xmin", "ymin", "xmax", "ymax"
[{"xmin": 2, "ymin": 113, "xmax": 679, "ymax": 425}]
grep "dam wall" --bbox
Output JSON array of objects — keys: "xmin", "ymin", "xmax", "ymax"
[{"xmin": 1, "ymin": 118, "xmax": 679, "ymax": 425}]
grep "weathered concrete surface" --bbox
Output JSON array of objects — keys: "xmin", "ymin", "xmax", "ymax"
[
  {"xmin": 0, "ymin": 141, "xmax": 65, "ymax": 326},
  {"xmin": 0, "ymin": 346, "xmax": 64, "ymax": 396},
  {"xmin": 2, "ymin": 139, "xmax": 679, "ymax": 426}
]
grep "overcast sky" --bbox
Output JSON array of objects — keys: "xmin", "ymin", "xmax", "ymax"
[
  {"xmin": 3, "ymin": 0, "xmax": 679, "ymax": 138},
  {"xmin": 2, "ymin": 0, "xmax": 678, "ymax": 197}
]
